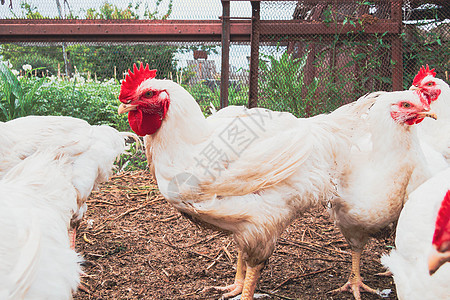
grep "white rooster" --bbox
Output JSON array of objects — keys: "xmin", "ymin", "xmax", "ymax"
[
  {"xmin": 0, "ymin": 115, "xmax": 137, "ymax": 247},
  {"xmin": 0, "ymin": 151, "xmax": 82, "ymax": 299},
  {"xmin": 329, "ymin": 90, "xmax": 437, "ymax": 299},
  {"xmin": 381, "ymin": 167, "xmax": 450, "ymax": 300},
  {"xmin": 117, "ymin": 63, "xmax": 434, "ymax": 299}
]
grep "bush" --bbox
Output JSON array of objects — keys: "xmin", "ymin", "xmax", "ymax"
[
  {"xmin": 258, "ymin": 50, "xmax": 320, "ymax": 117},
  {"xmin": 31, "ymin": 77, "xmax": 129, "ymax": 131},
  {"xmin": 115, "ymin": 141, "xmax": 147, "ymax": 172},
  {"xmin": 184, "ymin": 82, "xmax": 249, "ymax": 116},
  {"xmin": 0, "ymin": 64, "xmax": 45, "ymax": 121}
]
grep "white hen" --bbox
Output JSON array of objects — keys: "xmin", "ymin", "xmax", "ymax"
[
  {"xmin": 0, "ymin": 151, "xmax": 82, "ymax": 299},
  {"xmin": 381, "ymin": 167, "xmax": 450, "ymax": 300},
  {"xmin": 406, "ymin": 66, "xmax": 450, "ymax": 197},
  {"xmin": 0, "ymin": 115, "xmax": 137, "ymax": 247},
  {"xmin": 329, "ymin": 90, "xmax": 437, "ymax": 299},
  {"xmin": 410, "ymin": 65, "xmax": 450, "ymax": 164}
]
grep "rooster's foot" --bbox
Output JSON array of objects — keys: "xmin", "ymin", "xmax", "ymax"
[
  {"xmin": 328, "ymin": 279, "xmax": 380, "ymax": 300},
  {"xmin": 208, "ymin": 280, "xmax": 244, "ymax": 299}
]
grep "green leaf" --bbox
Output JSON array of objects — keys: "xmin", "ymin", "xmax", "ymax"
[
  {"xmin": 21, "ymin": 77, "xmax": 45, "ymax": 115},
  {"xmin": 0, "ymin": 63, "xmax": 23, "ymax": 100},
  {"xmin": 355, "ymin": 53, "xmax": 367, "ymax": 60}
]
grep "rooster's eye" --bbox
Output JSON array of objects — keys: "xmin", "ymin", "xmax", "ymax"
[
  {"xmin": 144, "ymin": 91, "xmax": 153, "ymax": 98},
  {"xmin": 426, "ymin": 82, "xmax": 434, "ymax": 87},
  {"xmin": 401, "ymin": 102, "xmax": 411, "ymax": 108}
]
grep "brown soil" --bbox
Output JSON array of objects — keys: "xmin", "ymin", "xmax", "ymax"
[{"xmin": 74, "ymin": 170, "xmax": 397, "ymax": 300}]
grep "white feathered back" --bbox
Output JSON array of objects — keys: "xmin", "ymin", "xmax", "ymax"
[
  {"xmin": 0, "ymin": 115, "xmax": 138, "ymax": 224},
  {"xmin": 381, "ymin": 167, "xmax": 450, "ymax": 300},
  {"xmin": 0, "ymin": 151, "xmax": 82, "ymax": 299}
]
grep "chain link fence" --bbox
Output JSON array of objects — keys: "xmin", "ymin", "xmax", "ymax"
[
  {"xmin": 0, "ymin": 0, "xmax": 448, "ymax": 119},
  {"xmin": 257, "ymin": 1, "xmax": 394, "ymax": 114}
]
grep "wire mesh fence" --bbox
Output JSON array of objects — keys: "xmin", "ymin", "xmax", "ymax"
[
  {"xmin": 0, "ymin": 0, "xmax": 448, "ymax": 122},
  {"xmin": 256, "ymin": 0, "xmax": 400, "ymax": 114}
]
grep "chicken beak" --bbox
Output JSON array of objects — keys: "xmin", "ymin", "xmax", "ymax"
[
  {"xmin": 409, "ymin": 85, "xmax": 420, "ymax": 91},
  {"xmin": 428, "ymin": 246, "xmax": 450, "ymax": 275},
  {"xmin": 417, "ymin": 111, "xmax": 437, "ymax": 120},
  {"xmin": 118, "ymin": 103, "xmax": 138, "ymax": 114}
]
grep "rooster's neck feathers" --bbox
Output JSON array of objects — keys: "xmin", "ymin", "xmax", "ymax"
[{"xmin": 150, "ymin": 80, "xmax": 209, "ymax": 152}]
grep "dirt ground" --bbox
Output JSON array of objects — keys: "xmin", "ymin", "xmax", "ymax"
[{"xmin": 74, "ymin": 170, "xmax": 398, "ymax": 300}]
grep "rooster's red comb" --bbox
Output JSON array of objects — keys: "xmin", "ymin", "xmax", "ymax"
[
  {"xmin": 432, "ymin": 190, "xmax": 450, "ymax": 251},
  {"xmin": 119, "ymin": 63, "xmax": 157, "ymax": 103},
  {"xmin": 412, "ymin": 64, "xmax": 436, "ymax": 87}
]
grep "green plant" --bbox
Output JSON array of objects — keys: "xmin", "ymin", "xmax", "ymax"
[
  {"xmin": 184, "ymin": 81, "xmax": 249, "ymax": 116},
  {"xmin": 86, "ymin": 0, "xmax": 173, "ymax": 20},
  {"xmin": 402, "ymin": 23, "xmax": 450, "ymax": 88},
  {"xmin": 0, "ymin": 64, "xmax": 45, "ymax": 121},
  {"xmin": 311, "ymin": 31, "xmax": 392, "ymax": 107},
  {"xmin": 2, "ymin": 1, "xmax": 177, "ymax": 80},
  {"xmin": 1, "ymin": 44, "xmax": 63, "ymax": 76},
  {"xmin": 258, "ymin": 50, "xmax": 320, "ymax": 117},
  {"xmin": 115, "ymin": 141, "xmax": 148, "ymax": 172},
  {"xmin": 34, "ymin": 78, "xmax": 128, "ymax": 130}
]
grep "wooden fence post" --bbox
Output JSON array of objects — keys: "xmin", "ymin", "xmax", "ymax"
[
  {"xmin": 391, "ymin": 0, "xmax": 403, "ymax": 91},
  {"xmin": 220, "ymin": 0, "xmax": 230, "ymax": 109},
  {"xmin": 248, "ymin": 0, "xmax": 260, "ymax": 108}
]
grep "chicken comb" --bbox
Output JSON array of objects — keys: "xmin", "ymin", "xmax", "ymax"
[
  {"xmin": 119, "ymin": 63, "xmax": 157, "ymax": 103},
  {"xmin": 432, "ymin": 190, "xmax": 450, "ymax": 250},
  {"xmin": 412, "ymin": 64, "xmax": 436, "ymax": 87}
]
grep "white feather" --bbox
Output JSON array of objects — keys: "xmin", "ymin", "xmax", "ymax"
[
  {"xmin": 381, "ymin": 167, "xmax": 450, "ymax": 300},
  {"xmin": 0, "ymin": 151, "xmax": 82, "ymax": 299},
  {"xmin": 0, "ymin": 115, "xmax": 137, "ymax": 224}
]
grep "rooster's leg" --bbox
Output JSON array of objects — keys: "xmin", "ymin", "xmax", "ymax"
[
  {"xmin": 240, "ymin": 262, "xmax": 264, "ymax": 300},
  {"xmin": 328, "ymin": 250, "xmax": 380, "ymax": 300},
  {"xmin": 212, "ymin": 251, "xmax": 245, "ymax": 298},
  {"xmin": 69, "ymin": 227, "xmax": 77, "ymax": 250}
]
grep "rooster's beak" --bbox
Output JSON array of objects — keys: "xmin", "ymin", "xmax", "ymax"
[
  {"xmin": 417, "ymin": 111, "xmax": 437, "ymax": 120},
  {"xmin": 409, "ymin": 85, "xmax": 420, "ymax": 91},
  {"xmin": 118, "ymin": 103, "xmax": 138, "ymax": 114},
  {"xmin": 428, "ymin": 246, "xmax": 450, "ymax": 275}
]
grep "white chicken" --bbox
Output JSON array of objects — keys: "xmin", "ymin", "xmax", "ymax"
[
  {"xmin": 406, "ymin": 65, "xmax": 449, "ymax": 199},
  {"xmin": 0, "ymin": 115, "xmax": 137, "ymax": 247},
  {"xmin": 410, "ymin": 65, "xmax": 450, "ymax": 164},
  {"xmin": 381, "ymin": 167, "xmax": 450, "ymax": 300},
  {"xmin": 117, "ymin": 63, "xmax": 433, "ymax": 299},
  {"xmin": 0, "ymin": 151, "xmax": 82, "ymax": 299},
  {"xmin": 328, "ymin": 90, "xmax": 437, "ymax": 299}
]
